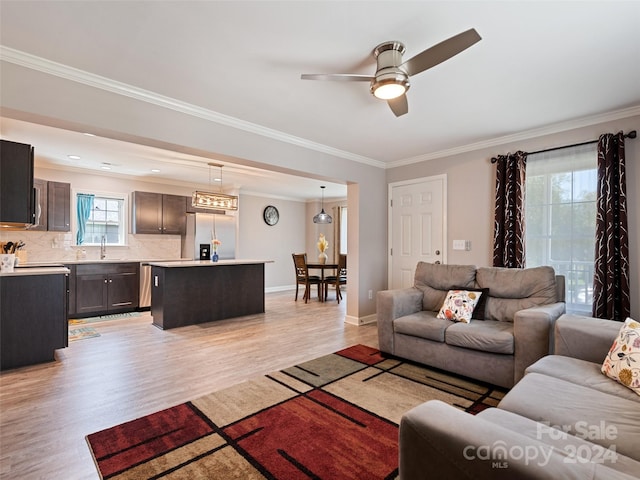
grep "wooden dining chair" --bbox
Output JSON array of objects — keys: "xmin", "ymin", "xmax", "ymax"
[
  {"xmin": 325, "ymin": 253, "xmax": 347, "ymax": 303},
  {"xmin": 292, "ymin": 253, "xmax": 322, "ymax": 303}
]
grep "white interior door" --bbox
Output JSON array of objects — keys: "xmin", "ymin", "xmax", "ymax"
[{"xmin": 389, "ymin": 175, "xmax": 446, "ymax": 289}]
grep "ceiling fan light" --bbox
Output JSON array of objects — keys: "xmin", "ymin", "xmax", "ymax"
[
  {"xmin": 373, "ymin": 82, "xmax": 406, "ymax": 100},
  {"xmin": 371, "ymin": 73, "xmax": 409, "ymax": 100}
]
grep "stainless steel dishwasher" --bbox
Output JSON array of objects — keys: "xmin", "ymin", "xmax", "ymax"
[{"xmin": 139, "ymin": 263, "xmax": 152, "ymax": 308}]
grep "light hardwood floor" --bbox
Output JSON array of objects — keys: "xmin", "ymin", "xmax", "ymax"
[{"xmin": 0, "ymin": 290, "xmax": 379, "ymax": 480}]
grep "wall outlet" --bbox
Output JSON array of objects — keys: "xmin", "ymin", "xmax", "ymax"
[{"xmin": 368, "ymin": 289, "xmax": 373, "ymax": 300}]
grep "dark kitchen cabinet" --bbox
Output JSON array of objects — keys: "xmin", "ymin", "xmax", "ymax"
[
  {"xmin": 31, "ymin": 178, "xmax": 48, "ymax": 231},
  {"xmin": 0, "ymin": 140, "xmax": 35, "ymax": 227},
  {"xmin": 131, "ymin": 191, "xmax": 186, "ymax": 235},
  {"xmin": 75, "ymin": 263, "xmax": 139, "ymax": 316},
  {"xmin": 65, "ymin": 264, "xmax": 77, "ymax": 317},
  {"xmin": 47, "ymin": 181, "xmax": 71, "ymax": 232},
  {"xmin": 1, "ymin": 271, "xmax": 68, "ymax": 370}
]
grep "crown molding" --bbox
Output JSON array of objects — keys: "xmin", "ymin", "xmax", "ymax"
[
  {"xmin": 0, "ymin": 46, "xmax": 385, "ymax": 169},
  {"xmin": 391, "ymin": 105, "xmax": 640, "ymax": 168}
]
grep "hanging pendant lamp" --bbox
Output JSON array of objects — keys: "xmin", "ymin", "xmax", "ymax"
[
  {"xmin": 192, "ymin": 162, "xmax": 238, "ymax": 211},
  {"xmin": 313, "ymin": 186, "xmax": 332, "ymax": 224}
]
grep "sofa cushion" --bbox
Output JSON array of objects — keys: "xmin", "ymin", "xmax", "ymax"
[
  {"xmin": 394, "ymin": 311, "xmax": 449, "ymax": 342},
  {"xmin": 477, "ymin": 266, "xmax": 558, "ymax": 322},
  {"xmin": 478, "ymin": 407, "xmax": 640, "ymax": 478},
  {"xmin": 414, "ymin": 262, "xmax": 476, "ymax": 311},
  {"xmin": 445, "ymin": 320, "xmax": 514, "ymax": 354},
  {"xmin": 498, "ymin": 373, "xmax": 640, "ymax": 461},
  {"xmin": 526, "ymin": 355, "xmax": 640, "ymax": 403},
  {"xmin": 602, "ymin": 317, "xmax": 640, "ymax": 397},
  {"xmin": 436, "ymin": 289, "xmax": 483, "ymax": 323}
]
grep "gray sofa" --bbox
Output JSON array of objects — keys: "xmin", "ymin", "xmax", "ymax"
[
  {"xmin": 377, "ymin": 263, "xmax": 566, "ymax": 388},
  {"xmin": 399, "ymin": 314, "xmax": 640, "ymax": 479}
]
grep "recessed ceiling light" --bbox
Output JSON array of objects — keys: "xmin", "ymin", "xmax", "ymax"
[
  {"xmin": 101, "ymin": 166, "xmax": 112, "ymax": 170},
  {"xmin": 151, "ymin": 169, "xmax": 161, "ymax": 173},
  {"xmin": 83, "ymin": 133, "xmax": 95, "ymax": 137},
  {"xmin": 68, "ymin": 155, "xmax": 81, "ymax": 160}
]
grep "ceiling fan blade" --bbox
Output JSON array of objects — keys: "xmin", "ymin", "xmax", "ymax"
[
  {"xmin": 402, "ymin": 28, "xmax": 481, "ymax": 77},
  {"xmin": 388, "ymin": 94, "xmax": 408, "ymax": 117},
  {"xmin": 301, "ymin": 73, "xmax": 374, "ymax": 82}
]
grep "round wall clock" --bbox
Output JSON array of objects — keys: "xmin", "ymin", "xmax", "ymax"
[{"xmin": 263, "ymin": 205, "xmax": 279, "ymax": 226}]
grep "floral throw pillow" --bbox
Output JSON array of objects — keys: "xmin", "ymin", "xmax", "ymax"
[
  {"xmin": 601, "ymin": 317, "xmax": 640, "ymax": 396},
  {"xmin": 436, "ymin": 290, "xmax": 483, "ymax": 324}
]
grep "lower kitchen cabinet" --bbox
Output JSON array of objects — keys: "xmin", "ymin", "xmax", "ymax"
[
  {"xmin": 74, "ymin": 263, "xmax": 139, "ymax": 316},
  {"xmin": 1, "ymin": 271, "xmax": 68, "ymax": 370}
]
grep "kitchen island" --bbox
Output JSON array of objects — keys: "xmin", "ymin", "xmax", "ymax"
[{"xmin": 148, "ymin": 259, "xmax": 271, "ymax": 330}]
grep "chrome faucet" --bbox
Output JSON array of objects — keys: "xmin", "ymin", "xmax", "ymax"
[{"xmin": 100, "ymin": 235, "xmax": 107, "ymax": 260}]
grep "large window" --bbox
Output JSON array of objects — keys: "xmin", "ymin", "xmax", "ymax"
[
  {"xmin": 525, "ymin": 144, "xmax": 597, "ymax": 314},
  {"xmin": 75, "ymin": 192, "xmax": 127, "ymax": 246}
]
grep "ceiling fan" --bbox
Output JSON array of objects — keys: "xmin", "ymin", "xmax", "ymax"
[{"xmin": 301, "ymin": 28, "xmax": 481, "ymax": 117}]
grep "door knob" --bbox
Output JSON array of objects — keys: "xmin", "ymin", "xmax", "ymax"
[
  {"xmin": 435, "ymin": 261, "xmax": 441, "ymax": 264},
  {"xmin": 435, "ymin": 250, "xmax": 440, "ymax": 255}
]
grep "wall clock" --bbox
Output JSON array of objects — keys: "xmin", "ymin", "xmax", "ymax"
[{"xmin": 263, "ymin": 205, "xmax": 279, "ymax": 226}]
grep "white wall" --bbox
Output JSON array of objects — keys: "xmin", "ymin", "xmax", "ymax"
[
  {"xmin": 387, "ymin": 115, "xmax": 640, "ymax": 320},
  {"xmin": 238, "ymin": 194, "xmax": 307, "ymax": 290}
]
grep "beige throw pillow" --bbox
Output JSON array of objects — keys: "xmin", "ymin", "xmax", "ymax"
[{"xmin": 601, "ymin": 317, "xmax": 640, "ymax": 396}]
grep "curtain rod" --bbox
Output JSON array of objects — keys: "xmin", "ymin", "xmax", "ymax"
[{"xmin": 491, "ymin": 130, "xmax": 637, "ymax": 163}]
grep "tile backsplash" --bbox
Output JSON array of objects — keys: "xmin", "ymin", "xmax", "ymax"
[{"xmin": 0, "ymin": 230, "xmax": 181, "ymax": 263}]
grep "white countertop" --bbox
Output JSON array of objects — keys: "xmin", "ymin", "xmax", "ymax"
[
  {"xmin": 0, "ymin": 266, "xmax": 70, "ymax": 276},
  {"xmin": 147, "ymin": 259, "xmax": 273, "ymax": 268}
]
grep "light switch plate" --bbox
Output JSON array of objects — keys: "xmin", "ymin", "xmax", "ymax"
[{"xmin": 453, "ymin": 240, "xmax": 466, "ymax": 250}]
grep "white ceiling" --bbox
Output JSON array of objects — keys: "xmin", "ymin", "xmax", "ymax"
[{"xmin": 1, "ymin": 1, "xmax": 640, "ymax": 200}]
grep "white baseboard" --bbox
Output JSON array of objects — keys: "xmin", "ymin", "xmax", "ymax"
[
  {"xmin": 265, "ymin": 285, "xmax": 296, "ymax": 293},
  {"xmin": 345, "ymin": 313, "xmax": 377, "ymax": 326}
]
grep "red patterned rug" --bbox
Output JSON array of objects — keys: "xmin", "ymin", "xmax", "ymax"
[{"xmin": 86, "ymin": 345, "xmax": 506, "ymax": 479}]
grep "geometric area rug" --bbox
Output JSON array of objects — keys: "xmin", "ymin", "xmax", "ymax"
[{"xmin": 86, "ymin": 345, "xmax": 507, "ymax": 479}]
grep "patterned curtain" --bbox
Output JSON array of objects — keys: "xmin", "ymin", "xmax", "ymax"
[
  {"xmin": 492, "ymin": 151, "xmax": 527, "ymax": 268},
  {"xmin": 592, "ymin": 132, "xmax": 630, "ymax": 320}
]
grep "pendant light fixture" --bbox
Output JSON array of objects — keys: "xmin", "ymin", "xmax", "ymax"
[
  {"xmin": 313, "ymin": 185, "xmax": 332, "ymax": 224},
  {"xmin": 192, "ymin": 162, "xmax": 238, "ymax": 211}
]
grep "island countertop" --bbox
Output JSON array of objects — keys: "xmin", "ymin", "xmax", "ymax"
[
  {"xmin": 1, "ymin": 266, "xmax": 70, "ymax": 277},
  {"xmin": 147, "ymin": 259, "xmax": 273, "ymax": 268}
]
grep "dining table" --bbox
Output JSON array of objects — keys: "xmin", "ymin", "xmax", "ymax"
[{"xmin": 306, "ymin": 262, "xmax": 338, "ymax": 302}]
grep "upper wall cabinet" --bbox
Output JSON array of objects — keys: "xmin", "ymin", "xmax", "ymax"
[
  {"xmin": 30, "ymin": 179, "xmax": 71, "ymax": 232},
  {"xmin": 0, "ymin": 140, "xmax": 35, "ymax": 228},
  {"xmin": 131, "ymin": 191, "xmax": 186, "ymax": 235},
  {"xmin": 47, "ymin": 181, "xmax": 71, "ymax": 232},
  {"xmin": 31, "ymin": 178, "xmax": 48, "ymax": 231}
]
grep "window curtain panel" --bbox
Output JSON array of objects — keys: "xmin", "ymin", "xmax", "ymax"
[
  {"xmin": 592, "ymin": 132, "xmax": 630, "ymax": 320},
  {"xmin": 76, "ymin": 193, "xmax": 94, "ymax": 245},
  {"xmin": 492, "ymin": 151, "xmax": 527, "ymax": 268},
  {"xmin": 332, "ymin": 205, "xmax": 342, "ymax": 263}
]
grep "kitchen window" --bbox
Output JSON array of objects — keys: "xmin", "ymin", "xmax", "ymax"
[{"xmin": 75, "ymin": 192, "xmax": 127, "ymax": 246}]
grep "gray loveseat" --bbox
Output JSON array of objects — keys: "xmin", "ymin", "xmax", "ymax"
[
  {"xmin": 399, "ymin": 314, "xmax": 640, "ymax": 479},
  {"xmin": 377, "ymin": 263, "xmax": 566, "ymax": 388}
]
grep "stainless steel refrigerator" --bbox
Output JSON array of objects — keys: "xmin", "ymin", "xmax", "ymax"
[{"xmin": 181, "ymin": 212, "xmax": 236, "ymax": 260}]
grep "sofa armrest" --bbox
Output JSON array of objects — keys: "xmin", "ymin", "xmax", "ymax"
[
  {"xmin": 513, "ymin": 302, "xmax": 565, "ymax": 384},
  {"xmin": 376, "ymin": 288, "xmax": 422, "ymax": 353},
  {"xmin": 554, "ymin": 314, "xmax": 621, "ymax": 363},
  {"xmin": 513, "ymin": 302, "xmax": 566, "ymax": 384}
]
